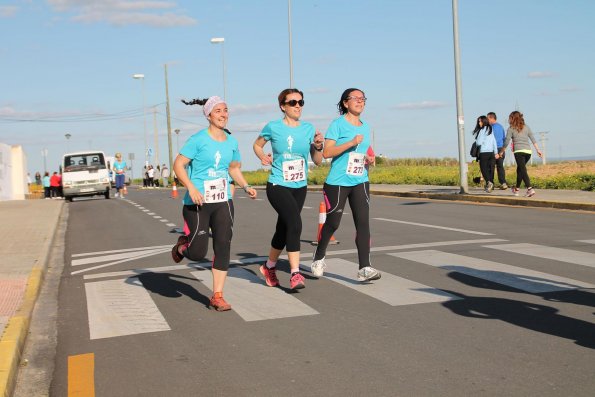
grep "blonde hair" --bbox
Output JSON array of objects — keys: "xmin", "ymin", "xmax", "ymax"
[{"xmin": 115, "ymin": 152, "xmax": 122, "ymax": 158}]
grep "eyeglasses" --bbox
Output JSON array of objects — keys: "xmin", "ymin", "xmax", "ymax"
[
  {"xmin": 347, "ymin": 96, "xmax": 367, "ymax": 102},
  {"xmin": 284, "ymin": 99, "xmax": 304, "ymax": 107}
]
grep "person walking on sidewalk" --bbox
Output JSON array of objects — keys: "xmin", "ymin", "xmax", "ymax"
[
  {"xmin": 113, "ymin": 152, "xmax": 127, "ymax": 198},
  {"xmin": 42, "ymin": 171, "xmax": 51, "ymax": 199},
  {"xmin": 171, "ymin": 95, "xmax": 257, "ymax": 312},
  {"xmin": 161, "ymin": 164, "xmax": 170, "ymax": 188},
  {"xmin": 49, "ymin": 171, "xmax": 61, "ymax": 199},
  {"xmin": 473, "ymin": 115, "xmax": 500, "ymax": 193},
  {"xmin": 487, "ymin": 112, "xmax": 508, "ymax": 189},
  {"xmin": 310, "ymin": 88, "xmax": 381, "ymax": 282},
  {"xmin": 499, "ymin": 111, "xmax": 543, "ymax": 197},
  {"xmin": 253, "ymin": 88, "xmax": 324, "ymax": 291}
]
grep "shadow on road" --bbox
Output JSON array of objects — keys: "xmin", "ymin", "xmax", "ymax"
[
  {"xmin": 137, "ymin": 271, "xmax": 210, "ymax": 308},
  {"xmin": 443, "ymin": 272, "xmax": 595, "ymax": 349}
]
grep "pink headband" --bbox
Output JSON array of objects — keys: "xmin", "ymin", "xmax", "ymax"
[{"xmin": 203, "ymin": 96, "xmax": 225, "ymax": 118}]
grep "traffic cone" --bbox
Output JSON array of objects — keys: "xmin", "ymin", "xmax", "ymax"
[
  {"xmin": 311, "ymin": 201, "xmax": 339, "ymax": 245},
  {"xmin": 171, "ymin": 181, "xmax": 178, "ymax": 199}
]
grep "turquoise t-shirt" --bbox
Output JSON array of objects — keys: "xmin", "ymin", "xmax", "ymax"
[
  {"xmin": 180, "ymin": 129, "xmax": 241, "ymax": 205},
  {"xmin": 113, "ymin": 160, "xmax": 126, "ymax": 173},
  {"xmin": 260, "ymin": 119, "xmax": 315, "ymax": 188},
  {"xmin": 324, "ymin": 116, "xmax": 370, "ymax": 186}
]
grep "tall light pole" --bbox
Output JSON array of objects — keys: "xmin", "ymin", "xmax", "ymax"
[
  {"xmin": 210, "ymin": 37, "xmax": 226, "ymax": 101},
  {"xmin": 164, "ymin": 64, "xmax": 174, "ymax": 173},
  {"xmin": 175, "ymin": 129, "xmax": 180, "ymax": 154},
  {"xmin": 65, "ymin": 133, "xmax": 72, "ymax": 152},
  {"xmin": 132, "ymin": 73, "xmax": 148, "ymax": 166},
  {"xmin": 42, "ymin": 149, "xmax": 48, "ymax": 174},
  {"xmin": 452, "ymin": 0, "xmax": 468, "ymax": 193},
  {"xmin": 288, "ymin": 0, "xmax": 294, "ymax": 88}
]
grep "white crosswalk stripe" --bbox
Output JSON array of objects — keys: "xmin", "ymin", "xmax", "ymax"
[
  {"xmin": 389, "ymin": 250, "xmax": 595, "ymax": 293},
  {"xmin": 85, "ymin": 278, "xmax": 170, "ymax": 340},
  {"xmin": 190, "ymin": 268, "xmax": 319, "ymax": 321},
  {"xmin": 302, "ymin": 258, "xmax": 459, "ymax": 306},
  {"xmin": 577, "ymin": 240, "xmax": 595, "ymax": 245},
  {"xmin": 484, "ymin": 243, "xmax": 595, "ymax": 268}
]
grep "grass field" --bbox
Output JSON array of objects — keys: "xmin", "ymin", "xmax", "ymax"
[{"xmin": 243, "ymin": 159, "xmax": 595, "ymax": 191}]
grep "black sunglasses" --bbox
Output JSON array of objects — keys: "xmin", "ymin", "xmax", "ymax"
[{"xmin": 284, "ymin": 99, "xmax": 304, "ymax": 107}]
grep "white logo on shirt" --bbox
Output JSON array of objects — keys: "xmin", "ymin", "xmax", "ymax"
[
  {"xmin": 214, "ymin": 151, "xmax": 221, "ymax": 169},
  {"xmin": 287, "ymin": 135, "xmax": 294, "ymax": 153}
]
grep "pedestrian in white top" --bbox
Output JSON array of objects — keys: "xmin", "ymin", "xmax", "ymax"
[{"xmin": 161, "ymin": 164, "xmax": 170, "ymax": 187}]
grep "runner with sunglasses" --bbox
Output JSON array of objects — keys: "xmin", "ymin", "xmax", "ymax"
[
  {"xmin": 253, "ymin": 88, "xmax": 324, "ymax": 290},
  {"xmin": 171, "ymin": 96, "xmax": 257, "ymax": 312},
  {"xmin": 310, "ymin": 88, "xmax": 381, "ymax": 282}
]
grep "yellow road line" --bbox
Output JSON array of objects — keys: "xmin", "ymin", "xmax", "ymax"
[{"xmin": 68, "ymin": 353, "xmax": 95, "ymax": 397}]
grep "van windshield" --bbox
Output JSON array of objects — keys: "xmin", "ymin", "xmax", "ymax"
[{"xmin": 64, "ymin": 153, "xmax": 106, "ymax": 172}]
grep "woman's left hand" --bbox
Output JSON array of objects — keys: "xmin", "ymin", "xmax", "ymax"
[
  {"xmin": 537, "ymin": 149, "xmax": 543, "ymax": 157},
  {"xmin": 246, "ymin": 187, "xmax": 257, "ymax": 199},
  {"xmin": 313, "ymin": 130, "xmax": 324, "ymax": 150}
]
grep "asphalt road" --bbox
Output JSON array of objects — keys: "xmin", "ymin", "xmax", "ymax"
[{"xmin": 46, "ymin": 187, "xmax": 595, "ymax": 396}]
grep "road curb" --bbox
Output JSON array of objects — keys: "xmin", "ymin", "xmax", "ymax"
[
  {"xmin": 0, "ymin": 202, "xmax": 64, "ymax": 397},
  {"xmin": 302, "ymin": 186, "xmax": 594, "ymax": 212},
  {"xmin": 370, "ymin": 190, "xmax": 595, "ymax": 212}
]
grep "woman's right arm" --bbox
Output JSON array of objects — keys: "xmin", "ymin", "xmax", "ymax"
[
  {"xmin": 173, "ymin": 154, "xmax": 203, "ymax": 205},
  {"xmin": 500, "ymin": 129, "xmax": 512, "ymax": 155},
  {"xmin": 253, "ymin": 136, "xmax": 272, "ymax": 166}
]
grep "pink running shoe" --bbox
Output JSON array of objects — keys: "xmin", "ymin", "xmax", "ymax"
[
  {"xmin": 259, "ymin": 264, "xmax": 280, "ymax": 287},
  {"xmin": 290, "ymin": 272, "xmax": 305, "ymax": 290}
]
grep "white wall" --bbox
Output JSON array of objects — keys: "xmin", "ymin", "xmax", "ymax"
[
  {"xmin": 0, "ymin": 143, "xmax": 28, "ymax": 200},
  {"xmin": 11, "ymin": 146, "xmax": 27, "ymax": 200},
  {"xmin": 0, "ymin": 143, "xmax": 12, "ymax": 200}
]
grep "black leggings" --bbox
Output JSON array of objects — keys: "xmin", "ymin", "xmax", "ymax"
[
  {"xmin": 514, "ymin": 152, "xmax": 532, "ymax": 188},
  {"xmin": 478, "ymin": 152, "xmax": 495, "ymax": 184},
  {"xmin": 314, "ymin": 182, "xmax": 371, "ymax": 269},
  {"xmin": 266, "ymin": 183, "xmax": 307, "ymax": 252},
  {"xmin": 182, "ymin": 201, "xmax": 234, "ymax": 271}
]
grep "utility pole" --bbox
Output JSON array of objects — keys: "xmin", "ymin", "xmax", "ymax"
[
  {"xmin": 452, "ymin": 0, "xmax": 468, "ymax": 193},
  {"xmin": 164, "ymin": 64, "xmax": 174, "ymax": 173},
  {"xmin": 539, "ymin": 131, "xmax": 549, "ymax": 165},
  {"xmin": 288, "ymin": 0, "xmax": 294, "ymax": 88},
  {"xmin": 153, "ymin": 107, "xmax": 159, "ymax": 167}
]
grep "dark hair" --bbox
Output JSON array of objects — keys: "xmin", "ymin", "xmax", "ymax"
[
  {"xmin": 181, "ymin": 98, "xmax": 208, "ymax": 106},
  {"xmin": 337, "ymin": 88, "xmax": 365, "ymax": 115},
  {"xmin": 487, "ymin": 112, "xmax": 497, "ymax": 120},
  {"xmin": 473, "ymin": 115, "xmax": 492, "ymax": 137},
  {"xmin": 277, "ymin": 88, "xmax": 304, "ymax": 112}
]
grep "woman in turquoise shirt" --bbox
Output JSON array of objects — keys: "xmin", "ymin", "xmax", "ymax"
[
  {"xmin": 311, "ymin": 88, "xmax": 380, "ymax": 282},
  {"xmin": 171, "ymin": 96, "xmax": 257, "ymax": 312},
  {"xmin": 253, "ymin": 88, "xmax": 324, "ymax": 291}
]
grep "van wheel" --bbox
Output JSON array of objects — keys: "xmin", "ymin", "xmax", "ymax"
[
  {"xmin": 66, "ymin": 196, "xmax": 73, "ymax": 202},
  {"xmin": 105, "ymin": 190, "xmax": 110, "ymax": 199}
]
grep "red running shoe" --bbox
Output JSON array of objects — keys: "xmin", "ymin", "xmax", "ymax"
[
  {"xmin": 209, "ymin": 292, "xmax": 231, "ymax": 311},
  {"xmin": 290, "ymin": 272, "xmax": 305, "ymax": 290},
  {"xmin": 259, "ymin": 264, "xmax": 280, "ymax": 287},
  {"xmin": 171, "ymin": 235, "xmax": 188, "ymax": 263}
]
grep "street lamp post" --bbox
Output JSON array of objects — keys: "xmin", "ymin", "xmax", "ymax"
[
  {"xmin": 288, "ymin": 0, "xmax": 294, "ymax": 88},
  {"xmin": 210, "ymin": 37, "xmax": 226, "ymax": 101},
  {"xmin": 175, "ymin": 129, "xmax": 180, "ymax": 154},
  {"xmin": 452, "ymin": 0, "xmax": 468, "ymax": 193},
  {"xmin": 41, "ymin": 149, "xmax": 48, "ymax": 174},
  {"xmin": 132, "ymin": 73, "xmax": 148, "ymax": 166},
  {"xmin": 65, "ymin": 133, "xmax": 72, "ymax": 152}
]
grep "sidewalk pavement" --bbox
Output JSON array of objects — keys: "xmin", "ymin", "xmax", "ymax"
[
  {"xmin": 0, "ymin": 200, "xmax": 63, "ymax": 397},
  {"xmin": 0, "ymin": 185, "xmax": 593, "ymax": 396}
]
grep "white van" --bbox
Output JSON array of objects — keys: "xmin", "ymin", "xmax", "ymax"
[{"xmin": 62, "ymin": 151, "xmax": 111, "ymax": 201}]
